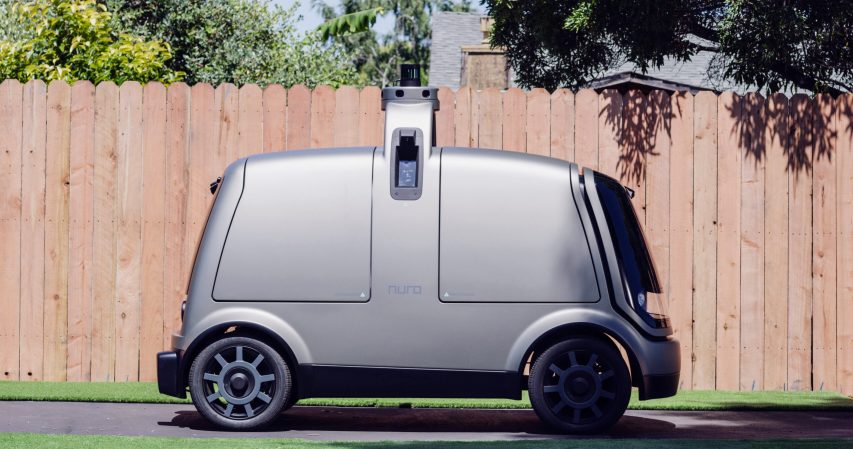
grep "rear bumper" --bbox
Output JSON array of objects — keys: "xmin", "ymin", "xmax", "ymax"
[{"xmin": 157, "ymin": 351, "xmax": 186, "ymax": 399}]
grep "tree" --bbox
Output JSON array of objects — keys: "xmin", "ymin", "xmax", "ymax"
[
  {"xmin": 0, "ymin": 0, "xmax": 181, "ymax": 84},
  {"xmin": 315, "ymin": 0, "xmax": 472, "ymax": 86},
  {"xmin": 486, "ymin": 0, "xmax": 852, "ymax": 94},
  {"xmin": 105, "ymin": 0, "xmax": 358, "ymax": 87}
]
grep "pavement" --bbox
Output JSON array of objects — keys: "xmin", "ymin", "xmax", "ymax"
[{"xmin": 1, "ymin": 402, "xmax": 852, "ymax": 441}]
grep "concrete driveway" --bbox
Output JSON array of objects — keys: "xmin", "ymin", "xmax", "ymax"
[{"xmin": 1, "ymin": 401, "xmax": 852, "ymax": 442}]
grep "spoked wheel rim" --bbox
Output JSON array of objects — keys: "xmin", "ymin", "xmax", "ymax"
[
  {"xmin": 201, "ymin": 345, "xmax": 278, "ymax": 420},
  {"xmin": 541, "ymin": 349, "xmax": 617, "ymax": 425}
]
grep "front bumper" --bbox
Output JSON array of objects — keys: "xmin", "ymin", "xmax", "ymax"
[
  {"xmin": 639, "ymin": 371, "xmax": 679, "ymax": 400},
  {"xmin": 157, "ymin": 350, "xmax": 186, "ymax": 398},
  {"xmin": 636, "ymin": 336, "xmax": 680, "ymax": 400}
]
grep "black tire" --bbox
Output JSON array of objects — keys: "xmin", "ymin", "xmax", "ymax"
[
  {"xmin": 529, "ymin": 337, "xmax": 630, "ymax": 434},
  {"xmin": 282, "ymin": 393, "xmax": 298, "ymax": 412},
  {"xmin": 189, "ymin": 336, "xmax": 292, "ymax": 430}
]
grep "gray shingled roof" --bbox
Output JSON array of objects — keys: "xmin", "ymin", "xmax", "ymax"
[
  {"xmin": 428, "ymin": 15, "xmax": 807, "ymax": 94},
  {"xmin": 428, "ymin": 12, "xmax": 486, "ymax": 89}
]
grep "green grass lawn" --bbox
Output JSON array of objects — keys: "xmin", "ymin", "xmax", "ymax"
[
  {"xmin": 1, "ymin": 434, "xmax": 851, "ymax": 449},
  {"xmin": 0, "ymin": 381, "xmax": 851, "ymax": 411}
]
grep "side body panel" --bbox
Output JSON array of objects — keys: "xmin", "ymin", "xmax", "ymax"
[
  {"xmin": 213, "ymin": 149, "xmax": 373, "ymax": 302},
  {"xmin": 439, "ymin": 147, "xmax": 599, "ymax": 302}
]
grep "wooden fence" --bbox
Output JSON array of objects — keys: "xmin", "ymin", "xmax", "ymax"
[{"xmin": 0, "ymin": 79, "xmax": 851, "ymax": 393}]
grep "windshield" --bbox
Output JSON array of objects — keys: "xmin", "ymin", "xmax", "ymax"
[{"xmin": 594, "ymin": 173, "xmax": 668, "ymax": 328}]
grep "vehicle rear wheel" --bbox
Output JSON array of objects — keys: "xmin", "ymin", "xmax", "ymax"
[
  {"xmin": 529, "ymin": 337, "xmax": 630, "ymax": 434},
  {"xmin": 189, "ymin": 336, "xmax": 291, "ymax": 430}
]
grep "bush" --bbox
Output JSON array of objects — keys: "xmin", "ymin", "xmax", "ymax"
[{"xmin": 0, "ymin": 0, "xmax": 182, "ymax": 84}]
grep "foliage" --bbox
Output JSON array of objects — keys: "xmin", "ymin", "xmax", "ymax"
[
  {"xmin": 0, "ymin": 0, "xmax": 181, "ymax": 84},
  {"xmin": 105, "ymin": 0, "xmax": 358, "ymax": 87},
  {"xmin": 315, "ymin": 0, "xmax": 473, "ymax": 87},
  {"xmin": 486, "ymin": 0, "xmax": 852, "ymax": 94},
  {"xmin": 317, "ymin": 6, "xmax": 384, "ymax": 41}
]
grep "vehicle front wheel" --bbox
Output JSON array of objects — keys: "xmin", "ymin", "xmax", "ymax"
[
  {"xmin": 189, "ymin": 336, "xmax": 291, "ymax": 430},
  {"xmin": 529, "ymin": 337, "xmax": 631, "ymax": 434}
]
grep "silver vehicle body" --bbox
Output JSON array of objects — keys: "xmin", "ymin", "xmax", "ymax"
[{"xmin": 162, "ymin": 86, "xmax": 679, "ymax": 401}]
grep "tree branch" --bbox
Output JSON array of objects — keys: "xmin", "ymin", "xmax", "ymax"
[{"xmin": 770, "ymin": 61, "xmax": 844, "ymax": 96}]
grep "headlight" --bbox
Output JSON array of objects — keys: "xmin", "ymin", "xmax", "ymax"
[{"xmin": 633, "ymin": 290, "xmax": 669, "ymax": 328}]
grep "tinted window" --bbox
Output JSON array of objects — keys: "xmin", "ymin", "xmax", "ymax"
[{"xmin": 594, "ymin": 174, "xmax": 661, "ymax": 295}]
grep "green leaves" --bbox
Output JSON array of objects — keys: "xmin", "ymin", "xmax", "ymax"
[
  {"xmin": 317, "ymin": 7, "xmax": 385, "ymax": 41},
  {"xmin": 564, "ymin": 0, "xmax": 596, "ymax": 32},
  {"xmin": 0, "ymin": 0, "xmax": 182, "ymax": 84},
  {"xmin": 106, "ymin": 0, "xmax": 358, "ymax": 87},
  {"xmin": 487, "ymin": 0, "xmax": 851, "ymax": 94}
]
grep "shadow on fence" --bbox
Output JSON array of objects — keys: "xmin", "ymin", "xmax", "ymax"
[{"xmin": 598, "ymin": 87, "xmax": 852, "ymax": 183}]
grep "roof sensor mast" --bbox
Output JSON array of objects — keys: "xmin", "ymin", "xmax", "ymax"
[{"xmin": 381, "ymin": 64, "xmax": 439, "ymax": 200}]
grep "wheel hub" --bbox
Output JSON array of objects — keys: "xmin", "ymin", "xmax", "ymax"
[
  {"xmin": 558, "ymin": 365, "xmax": 602, "ymax": 408},
  {"xmin": 228, "ymin": 372, "xmax": 250, "ymax": 394},
  {"xmin": 217, "ymin": 361, "xmax": 264, "ymax": 405},
  {"xmin": 201, "ymin": 345, "xmax": 279, "ymax": 420},
  {"xmin": 569, "ymin": 376, "xmax": 590, "ymax": 396},
  {"xmin": 540, "ymin": 349, "xmax": 620, "ymax": 425}
]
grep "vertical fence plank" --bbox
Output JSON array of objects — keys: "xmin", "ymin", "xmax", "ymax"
[
  {"xmin": 359, "ymin": 87, "xmax": 382, "ymax": 147},
  {"xmin": 0, "ymin": 80, "xmax": 22, "ymax": 380},
  {"xmin": 740, "ymin": 93, "xmax": 766, "ymax": 391},
  {"xmin": 334, "ymin": 86, "xmax": 359, "ymax": 147},
  {"xmin": 669, "ymin": 91, "xmax": 694, "ymax": 389},
  {"xmin": 716, "ymin": 92, "xmax": 742, "ymax": 390},
  {"xmin": 693, "ymin": 91, "xmax": 718, "ymax": 390},
  {"xmin": 139, "ymin": 83, "xmax": 167, "ymax": 382},
  {"xmin": 470, "ymin": 88, "xmax": 480, "ymax": 148},
  {"xmin": 187, "ymin": 84, "xmax": 215, "ymax": 287},
  {"xmin": 597, "ymin": 90, "xmax": 622, "ymax": 178},
  {"xmin": 788, "ymin": 94, "xmax": 813, "ymax": 391},
  {"xmin": 91, "ymin": 82, "xmax": 118, "ymax": 381},
  {"xmin": 574, "ymin": 89, "xmax": 598, "ymax": 170},
  {"xmin": 286, "ymin": 85, "xmax": 311, "ymax": 150},
  {"xmin": 549, "ymin": 89, "xmax": 573, "ymax": 161},
  {"xmin": 812, "ymin": 94, "xmax": 837, "ymax": 392},
  {"xmin": 310, "ymin": 85, "xmax": 335, "ymax": 148},
  {"xmin": 764, "ymin": 93, "xmax": 790, "ymax": 390},
  {"xmin": 838, "ymin": 94, "xmax": 853, "ymax": 395},
  {"xmin": 44, "ymin": 80, "xmax": 71, "ymax": 381},
  {"xmin": 477, "ymin": 88, "xmax": 502, "ymax": 149},
  {"xmin": 435, "ymin": 87, "xmax": 454, "ymax": 147},
  {"xmin": 67, "ymin": 81, "xmax": 95, "ymax": 382},
  {"xmin": 526, "ymin": 88, "xmax": 550, "ymax": 157},
  {"xmin": 645, "ymin": 91, "xmax": 670, "ymax": 372},
  {"xmin": 454, "ymin": 86, "xmax": 472, "ymax": 147},
  {"xmin": 216, "ymin": 84, "xmax": 239, "ymax": 169},
  {"xmin": 262, "ymin": 85, "xmax": 286, "ymax": 153},
  {"xmin": 20, "ymin": 80, "xmax": 46, "ymax": 381},
  {"xmin": 617, "ymin": 90, "xmax": 647, "ymax": 224},
  {"xmin": 163, "ymin": 83, "xmax": 190, "ymax": 349},
  {"xmin": 501, "ymin": 87, "xmax": 525, "ymax": 152},
  {"xmin": 114, "ymin": 82, "xmax": 144, "ymax": 382},
  {"xmin": 238, "ymin": 84, "xmax": 263, "ymax": 160}
]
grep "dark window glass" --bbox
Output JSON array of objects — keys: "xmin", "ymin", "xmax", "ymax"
[{"xmin": 594, "ymin": 174, "xmax": 667, "ymax": 328}]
